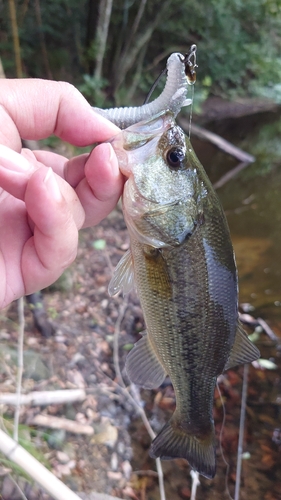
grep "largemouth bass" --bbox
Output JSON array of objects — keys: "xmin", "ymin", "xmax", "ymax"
[{"xmin": 108, "ymin": 112, "xmax": 260, "ymax": 479}]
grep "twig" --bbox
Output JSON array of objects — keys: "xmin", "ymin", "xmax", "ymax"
[
  {"xmin": 133, "ymin": 469, "xmax": 158, "ymax": 477},
  {"xmin": 79, "ymin": 493, "xmax": 123, "ymax": 500},
  {"xmin": 257, "ymin": 317, "xmax": 280, "ymax": 343},
  {"xmin": 113, "ymin": 295, "xmax": 129, "ymax": 386},
  {"xmin": 29, "ymin": 414, "xmax": 94, "ymax": 435},
  {"xmin": 213, "ymin": 162, "xmax": 249, "ymax": 190},
  {"xmin": 0, "ymin": 389, "xmax": 87, "ymax": 406},
  {"xmin": 216, "ymin": 381, "xmax": 233, "ymax": 500},
  {"xmin": 14, "ymin": 297, "xmax": 25, "ymax": 443},
  {"xmin": 156, "ymin": 456, "xmax": 166, "ymax": 500},
  {"xmin": 112, "ymin": 295, "xmax": 166, "ymax": 500},
  {"xmin": 0, "ymin": 424, "xmax": 122, "ymax": 500},
  {"xmin": 190, "ymin": 470, "xmax": 200, "ymax": 500},
  {"xmin": 234, "ymin": 364, "xmax": 249, "ymax": 500},
  {"xmin": 179, "ymin": 119, "xmax": 255, "ymax": 163},
  {"xmin": 7, "ymin": 473, "xmax": 28, "ymax": 500},
  {"xmin": 129, "ymin": 384, "xmax": 156, "ymax": 440},
  {"xmin": 0, "ymin": 428, "xmax": 83, "ymax": 500}
]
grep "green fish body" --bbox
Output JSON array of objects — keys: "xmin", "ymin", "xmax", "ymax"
[{"xmin": 109, "ymin": 112, "xmax": 260, "ymax": 478}]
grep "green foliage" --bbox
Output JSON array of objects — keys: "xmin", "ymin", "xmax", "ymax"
[
  {"xmin": 78, "ymin": 74, "xmax": 109, "ymax": 107},
  {"xmin": 1, "ymin": 418, "xmax": 51, "ymax": 478},
  {"xmin": 2, "ymin": 0, "xmax": 281, "ymax": 103}
]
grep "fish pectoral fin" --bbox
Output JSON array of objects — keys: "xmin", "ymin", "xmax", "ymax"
[
  {"xmin": 125, "ymin": 331, "xmax": 166, "ymax": 389},
  {"xmin": 224, "ymin": 321, "xmax": 260, "ymax": 371},
  {"xmin": 108, "ymin": 249, "xmax": 134, "ymax": 296},
  {"xmin": 149, "ymin": 417, "xmax": 216, "ymax": 479}
]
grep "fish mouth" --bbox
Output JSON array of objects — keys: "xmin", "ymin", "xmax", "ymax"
[{"xmin": 109, "ymin": 112, "xmax": 174, "ymax": 177}]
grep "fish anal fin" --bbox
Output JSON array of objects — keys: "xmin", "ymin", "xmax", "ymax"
[
  {"xmin": 224, "ymin": 321, "xmax": 260, "ymax": 371},
  {"xmin": 108, "ymin": 249, "xmax": 134, "ymax": 296},
  {"xmin": 149, "ymin": 416, "xmax": 216, "ymax": 479},
  {"xmin": 125, "ymin": 331, "xmax": 166, "ymax": 389}
]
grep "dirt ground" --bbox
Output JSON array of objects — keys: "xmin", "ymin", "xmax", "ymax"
[
  {"xmin": 1, "ymin": 108, "xmax": 281, "ymax": 499},
  {"xmin": 0, "ymin": 205, "xmax": 280, "ymax": 500}
]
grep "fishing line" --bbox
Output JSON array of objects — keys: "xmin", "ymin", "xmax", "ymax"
[
  {"xmin": 216, "ymin": 379, "xmax": 233, "ymax": 500},
  {"xmin": 143, "ymin": 68, "xmax": 167, "ymax": 104},
  {"xmin": 188, "ymin": 85, "xmax": 194, "ymax": 140},
  {"xmin": 234, "ymin": 363, "xmax": 249, "ymax": 500}
]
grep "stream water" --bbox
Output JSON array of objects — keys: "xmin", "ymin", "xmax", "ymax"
[{"xmin": 131, "ymin": 108, "xmax": 281, "ymax": 500}]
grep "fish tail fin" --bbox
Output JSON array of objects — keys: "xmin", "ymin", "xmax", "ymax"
[{"xmin": 149, "ymin": 416, "xmax": 216, "ymax": 479}]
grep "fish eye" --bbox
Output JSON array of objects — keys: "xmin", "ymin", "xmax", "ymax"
[{"xmin": 166, "ymin": 147, "xmax": 186, "ymax": 170}]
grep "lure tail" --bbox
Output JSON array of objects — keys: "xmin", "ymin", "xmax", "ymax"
[{"xmin": 149, "ymin": 415, "xmax": 216, "ymax": 479}]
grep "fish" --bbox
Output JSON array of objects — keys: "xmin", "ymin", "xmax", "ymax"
[{"xmin": 107, "ymin": 110, "xmax": 260, "ymax": 479}]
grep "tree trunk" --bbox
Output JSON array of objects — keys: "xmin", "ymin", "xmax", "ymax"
[
  {"xmin": 85, "ymin": 0, "xmax": 99, "ymax": 74},
  {"xmin": 121, "ymin": 0, "xmax": 148, "ymax": 58},
  {"xmin": 8, "ymin": 0, "xmax": 23, "ymax": 78},
  {"xmin": 111, "ymin": 0, "xmax": 172, "ymax": 96},
  {"xmin": 125, "ymin": 45, "xmax": 147, "ymax": 103},
  {"xmin": 34, "ymin": 0, "xmax": 53, "ymax": 79},
  {"xmin": 94, "ymin": 0, "xmax": 113, "ymax": 80},
  {"xmin": 0, "ymin": 58, "xmax": 6, "ymax": 78}
]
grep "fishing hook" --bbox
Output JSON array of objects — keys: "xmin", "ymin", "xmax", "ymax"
[
  {"xmin": 180, "ymin": 44, "xmax": 197, "ymax": 84},
  {"xmin": 144, "ymin": 44, "xmax": 197, "ymax": 105}
]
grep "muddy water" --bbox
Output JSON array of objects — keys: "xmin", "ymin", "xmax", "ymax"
[
  {"xmin": 130, "ymin": 110, "xmax": 281, "ymax": 499},
  {"xmin": 209, "ymin": 114, "xmax": 281, "ymax": 320}
]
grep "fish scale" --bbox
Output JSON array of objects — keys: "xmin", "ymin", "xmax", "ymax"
[{"xmin": 108, "ymin": 108, "xmax": 260, "ymax": 479}]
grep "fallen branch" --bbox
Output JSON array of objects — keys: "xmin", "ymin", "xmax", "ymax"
[
  {"xmin": 111, "ymin": 295, "xmax": 166, "ymax": 500},
  {"xmin": 239, "ymin": 313, "xmax": 280, "ymax": 343},
  {"xmin": 14, "ymin": 297, "xmax": 24, "ymax": 443},
  {"xmin": 29, "ymin": 414, "xmax": 94, "ymax": 435},
  {"xmin": 79, "ymin": 493, "xmax": 123, "ymax": 500},
  {"xmin": 257, "ymin": 317, "xmax": 280, "ymax": 343},
  {"xmin": 26, "ymin": 292, "xmax": 55, "ymax": 338},
  {"xmin": 190, "ymin": 470, "xmax": 200, "ymax": 500},
  {"xmin": 0, "ymin": 429, "xmax": 123, "ymax": 499},
  {"xmin": 213, "ymin": 161, "xmax": 249, "ymax": 189},
  {"xmin": 0, "ymin": 429, "xmax": 82, "ymax": 500},
  {"xmin": 234, "ymin": 364, "xmax": 249, "ymax": 500},
  {"xmin": 0, "ymin": 389, "xmax": 87, "ymax": 407},
  {"xmin": 178, "ymin": 118, "xmax": 255, "ymax": 163}
]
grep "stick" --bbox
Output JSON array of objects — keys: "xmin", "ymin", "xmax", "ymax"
[
  {"xmin": 234, "ymin": 363, "xmax": 249, "ymax": 500},
  {"xmin": 112, "ymin": 296, "xmax": 166, "ymax": 500},
  {"xmin": 257, "ymin": 317, "xmax": 280, "ymax": 343},
  {"xmin": 29, "ymin": 414, "xmax": 94, "ymax": 435},
  {"xmin": 190, "ymin": 470, "xmax": 200, "ymax": 500},
  {"xmin": 213, "ymin": 161, "xmax": 249, "ymax": 189},
  {"xmin": 179, "ymin": 118, "xmax": 255, "ymax": 163},
  {"xmin": 0, "ymin": 389, "xmax": 87, "ymax": 406},
  {"xmin": 0, "ymin": 429, "xmax": 82, "ymax": 500},
  {"xmin": 14, "ymin": 297, "xmax": 25, "ymax": 442}
]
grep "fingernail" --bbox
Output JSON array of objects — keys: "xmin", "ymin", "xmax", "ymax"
[
  {"xmin": 0, "ymin": 145, "xmax": 31, "ymax": 172},
  {"xmin": 107, "ymin": 143, "xmax": 115, "ymax": 163},
  {"xmin": 104, "ymin": 143, "xmax": 119, "ymax": 174},
  {"xmin": 44, "ymin": 167, "xmax": 63, "ymax": 202}
]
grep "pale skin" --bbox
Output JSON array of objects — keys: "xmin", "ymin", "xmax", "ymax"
[{"xmin": 0, "ymin": 79, "xmax": 124, "ymax": 309}]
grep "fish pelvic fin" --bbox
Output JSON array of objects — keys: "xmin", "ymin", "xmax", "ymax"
[
  {"xmin": 224, "ymin": 321, "xmax": 260, "ymax": 371},
  {"xmin": 125, "ymin": 331, "xmax": 166, "ymax": 389},
  {"xmin": 108, "ymin": 249, "xmax": 134, "ymax": 296},
  {"xmin": 149, "ymin": 416, "xmax": 216, "ymax": 479}
]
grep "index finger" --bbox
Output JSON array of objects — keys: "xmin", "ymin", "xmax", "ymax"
[{"xmin": 0, "ymin": 79, "xmax": 119, "ymax": 151}]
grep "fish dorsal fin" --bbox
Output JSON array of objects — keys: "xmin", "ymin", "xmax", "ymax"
[
  {"xmin": 108, "ymin": 249, "xmax": 134, "ymax": 296},
  {"xmin": 224, "ymin": 321, "xmax": 260, "ymax": 371},
  {"xmin": 126, "ymin": 331, "xmax": 167, "ymax": 389}
]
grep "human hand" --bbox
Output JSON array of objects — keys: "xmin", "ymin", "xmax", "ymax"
[{"xmin": 0, "ymin": 79, "xmax": 124, "ymax": 309}]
